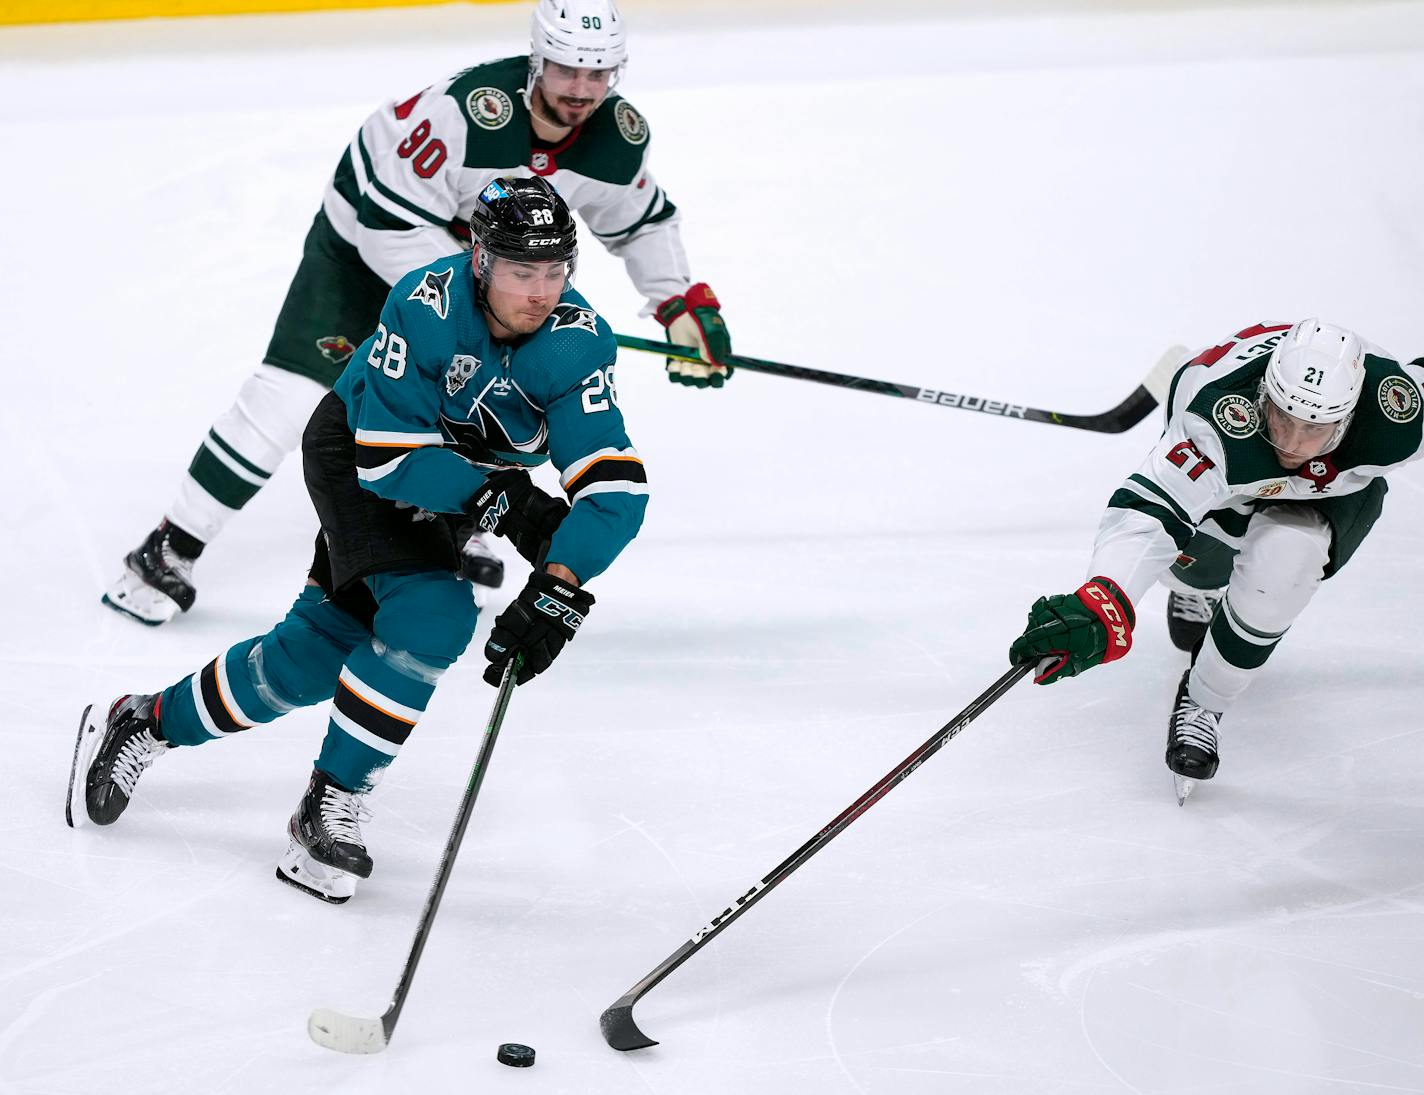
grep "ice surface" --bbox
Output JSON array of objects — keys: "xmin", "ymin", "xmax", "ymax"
[{"xmin": 4, "ymin": 2, "xmax": 1424, "ymax": 1092}]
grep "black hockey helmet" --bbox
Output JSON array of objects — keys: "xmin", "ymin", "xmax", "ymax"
[{"xmin": 469, "ymin": 175, "xmax": 578, "ymax": 267}]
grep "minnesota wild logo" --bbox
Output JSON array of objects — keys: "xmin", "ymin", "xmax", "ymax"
[
  {"xmin": 1212, "ymin": 394, "xmax": 1259, "ymax": 439},
  {"xmin": 1378, "ymin": 376, "xmax": 1420, "ymax": 423},
  {"xmin": 615, "ymin": 100, "xmax": 647, "ymax": 145},
  {"xmin": 316, "ymin": 335, "xmax": 356, "ymax": 364},
  {"xmin": 408, "ymin": 267, "xmax": 454, "ymax": 320},
  {"xmin": 467, "ymin": 86, "xmax": 513, "ymax": 130}
]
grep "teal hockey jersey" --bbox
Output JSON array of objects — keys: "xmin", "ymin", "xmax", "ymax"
[{"xmin": 333, "ymin": 252, "xmax": 647, "ymax": 583}]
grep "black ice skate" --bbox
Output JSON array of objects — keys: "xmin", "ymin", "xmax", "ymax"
[
  {"xmin": 277, "ymin": 770, "xmax": 374, "ymax": 904},
  {"xmin": 1166, "ymin": 588, "xmax": 1223, "ymax": 652},
  {"xmin": 460, "ymin": 530, "xmax": 505, "ymax": 589},
  {"xmin": 66, "ymin": 695, "xmax": 168, "ymax": 828},
  {"xmin": 1166, "ymin": 670, "xmax": 1222, "ymax": 805},
  {"xmin": 103, "ymin": 521, "xmax": 204, "ymax": 626}
]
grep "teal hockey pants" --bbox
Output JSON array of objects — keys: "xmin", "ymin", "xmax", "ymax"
[{"xmin": 155, "ymin": 570, "xmax": 478, "ymax": 792}]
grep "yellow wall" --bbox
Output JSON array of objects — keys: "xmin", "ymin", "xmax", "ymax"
[{"xmin": 0, "ymin": 0, "xmax": 511, "ymax": 27}]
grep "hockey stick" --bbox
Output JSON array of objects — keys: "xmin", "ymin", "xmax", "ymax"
[
  {"xmin": 616, "ymin": 334, "xmax": 1185, "ymax": 435},
  {"xmin": 599, "ymin": 662, "xmax": 1032, "ymax": 1051},
  {"xmin": 308, "ymin": 651, "xmax": 524, "ymax": 1055}
]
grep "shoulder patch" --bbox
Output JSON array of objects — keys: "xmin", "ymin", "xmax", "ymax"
[
  {"xmin": 1212, "ymin": 394, "xmax": 1260, "ymax": 439},
  {"xmin": 1377, "ymin": 375, "xmax": 1420, "ymax": 423},
  {"xmin": 467, "ymin": 87, "xmax": 514, "ymax": 131},
  {"xmin": 445, "ymin": 354, "xmax": 480, "ymax": 396},
  {"xmin": 408, "ymin": 267, "xmax": 454, "ymax": 320},
  {"xmin": 549, "ymin": 302, "xmax": 599, "ymax": 335},
  {"xmin": 615, "ymin": 100, "xmax": 648, "ymax": 145}
]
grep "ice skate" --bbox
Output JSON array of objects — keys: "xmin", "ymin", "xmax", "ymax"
[
  {"xmin": 460, "ymin": 530, "xmax": 505, "ymax": 589},
  {"xmin": 276, "ymin": 770, "xmax": 373, "ymax": 904},
  {"xmin": 102, "ymin": 521, "xmax": 202, "ymax": 625},
  {"xmin": 1166, "ymin": 588, "xmax": 1222, "ymax": 652},
  {"xmin": 66, "ymin": 695, "xmax": 168, "ymax": 828},
  {"xmin": 1166, "ymin": 670, "xmax": 1221, "ymax": 805}
]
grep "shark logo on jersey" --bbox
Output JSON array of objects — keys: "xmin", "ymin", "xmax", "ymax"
[
  {"xmin": 549, "ymin": 303, "xmax": 598, "ymax": 336},
  {"xmin": 409, "ymin": 268, "xmax": 454, "ymax": 320},
  {"xmin": 316, "ymin": 335, "xmax": 356, "ymax": 364},
  {"xmin": 445, "ymin": 354, "xmax": 480, "ymax": 396}
]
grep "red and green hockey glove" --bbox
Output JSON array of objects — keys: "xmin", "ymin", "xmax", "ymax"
[
  {"xmin": 1008, "ymin": 577, "xmax": 1135, "ymax": 685},
  {"xmin": 656, "ymin": 282, "xmax": 733, "ymax": 388}
]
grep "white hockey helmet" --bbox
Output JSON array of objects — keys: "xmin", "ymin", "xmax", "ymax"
[
  {"xmin": 529, "ymin": 0, "xmax": 628, "ymax": 91},
  {"xmin": 1259, "ymin": 318, "xmax": 1365, "ymax": 454}
]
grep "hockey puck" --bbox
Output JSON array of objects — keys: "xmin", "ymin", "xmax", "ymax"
[{"xmin": 497, "ymin": 1043, "xmax": 536, "ymax": 1068}]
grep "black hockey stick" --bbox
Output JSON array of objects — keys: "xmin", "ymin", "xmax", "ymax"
[
  {"xmin": 308, "ymin": 651, "xmax": 524, "ymax": 1054},
  {"xmin": 599, "ymin": 662, "xmax": 1032, "ymax": 1051},
  {"xmin": 616, "ymin": 334, "xmax": 1185, "ymax": 435}
]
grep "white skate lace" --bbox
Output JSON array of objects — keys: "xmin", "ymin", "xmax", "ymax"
[
  {"xmin": 1171, "ymin": 702, "xmax": 1221, "ymax": 757},
  {"xmin": 319, "ymin": 786, "xmax": 373, "ymax": 846},
  {"xmin": 111, "ymin": 730, "xmax": 169, "ymax": 796},
  {"xmin": 160, "ymin": 542, "xmax": 196, "ymax": 585},
  {"xmin": 1169, "ymin": 590, "xmax": 1222, "ymax": 625}
]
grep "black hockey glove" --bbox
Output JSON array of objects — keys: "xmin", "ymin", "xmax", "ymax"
[
  {"xmin": 483, "ymin": 571, "xmax": 595, "ymax": 687},
  {"xmin": 463, "ymin": 469, "xmax": 569, "ymax": 566}
]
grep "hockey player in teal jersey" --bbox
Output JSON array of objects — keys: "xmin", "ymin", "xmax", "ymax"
[
  {"xmin": 66, "ymin": 177, "xmax": 648, "ymax": 903},
  {"xmin": 1007, "ymin": 320, "xmax": 1424, "ymax": 803},
  {"xmin": 104, "ymin": 0, "xmax": 729, "ymax": 627}
]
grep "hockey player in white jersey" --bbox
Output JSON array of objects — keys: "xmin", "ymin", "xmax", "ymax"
[
  {"xmin": 104, "ymin": 0, "xmax": 731, "ymax": 626},
  {"xmin": 1007, "ymin": 320, "xmax": 1424, "ymax": 802}
]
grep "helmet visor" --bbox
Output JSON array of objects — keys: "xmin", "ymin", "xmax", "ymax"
[
  {"xmin": 479, "ymin": 251, "xmax": 575, "ymax": 297},
  {"xmin": 1261, "ymin": 396, "xmax": 1342, "ymax": 463}
]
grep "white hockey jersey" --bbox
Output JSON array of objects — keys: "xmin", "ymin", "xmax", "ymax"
[
  {"xmin": 1089, "ymin": 322, "xmax": 1424, "ymax": 603},
  {"xmin": 321, "ymin": 55, "xmax": 690, "ymax": 310}
]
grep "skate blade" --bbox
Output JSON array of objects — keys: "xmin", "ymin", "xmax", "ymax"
[
  {"xmin": 65, "ymin": 702, "xmax": 103, "ymax": 829},
  {"xmin": 276, "ymin": 842, "xmax": 358, "ymax": 904},
  {"xmin": 308, "ymin": 1008, "xmax": 388, "ymax": 1054},
  {"xmin": 102, "ymin": 569, "xmax": 181, "ymax": 626},
  {"xmin": 1174, "ymin": 774, "xmax": 1196, "ymax": 806}
]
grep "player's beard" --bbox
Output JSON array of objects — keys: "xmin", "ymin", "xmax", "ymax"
[{"xmin": 533, "ymin": 83, "xmax": 602, "ymax": 128}]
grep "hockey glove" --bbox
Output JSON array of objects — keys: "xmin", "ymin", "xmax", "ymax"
[
  {"xmin": 656, "ymin": 282, "xmax": 733, "ymax": 388},
  {"xmin": 1008, "ymin": 577, "xmax": 1135, "ymax": 685},
  {"xmin": 463, "ymin": 469, "xmax": 569, "ymax": 567},
  {"xmin": 483, "ymin": 571, "xmax": 595, "ymax": 686}
]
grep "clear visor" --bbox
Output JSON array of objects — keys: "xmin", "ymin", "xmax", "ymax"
[
  {"xmin": 478, "ymin": 251, "xmax": 575, "ymax": 296},
  {"xmin": 1261, "ymin": 397, "xmax": 1342, "ymax": 462},
  {"xmin": 537, "ymin": 58, "xmax": 622, "ymax": 95}
]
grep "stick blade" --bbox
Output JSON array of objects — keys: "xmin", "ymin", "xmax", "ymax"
[
  {"xmin": 599, "ymin": 1003, "xmax": 659, "ymax": 1051},
  {"xmin": 308, "ymin": 1008, "xmax": 389, "ymax": 1054},
  {"xmin": 1143, "ymin": 344, "xmax": 1189, "ymax": 404}
]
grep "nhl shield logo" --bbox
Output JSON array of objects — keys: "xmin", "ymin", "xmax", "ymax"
[
  {"xmin": 1211, "ymin": 394, "xmax": 1260, "ymax": 439},
  {"xmin": 1378, "ymin": 376, "xmax": 1420, "ymax": 423},
  {"xmin": 530, "ymin": 151, "xmax": 554, "ymax": 175},
  {"xmin": 445, "ymin": 354, "xmax": 480, "ymax": 396},
  {"xmin": 467, "ymin": 87, "xmax": 513, "ymax": 130},
  {"xmin": 409, "ymin": 267, "xmax": 454, "ymax": 320}
]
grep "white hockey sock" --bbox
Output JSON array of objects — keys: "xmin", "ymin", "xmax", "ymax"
[
  {"xmin": 168, "ymin": 364, "xmax": 328, "ymax": 543},
  {"xmin": 1189, "ymin": 505, "xmax": 1329, "ymax": 713}
]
